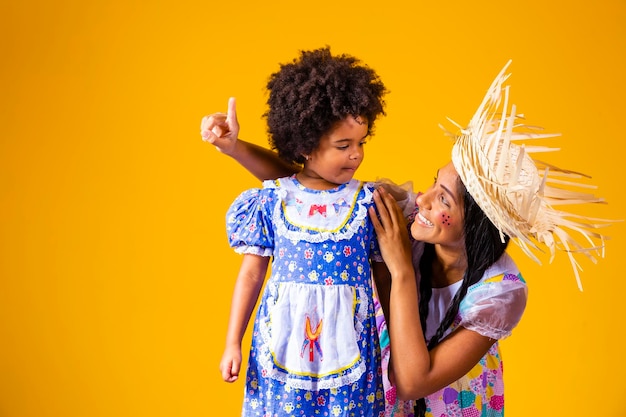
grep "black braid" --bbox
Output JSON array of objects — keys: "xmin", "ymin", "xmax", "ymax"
[
  {"xmin": 418, "ymin": 244, "xmax": 435, "ymax": 334},
  {"xmin": 414, "ymin": 183, "xmax": 510, "ymax": 417}
]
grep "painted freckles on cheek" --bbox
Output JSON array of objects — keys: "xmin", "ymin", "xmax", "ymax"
[{"xmin": 441, "ymin": 213, "xmax": 452, "ymax": 226}]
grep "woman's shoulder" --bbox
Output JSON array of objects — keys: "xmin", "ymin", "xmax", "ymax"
[
  {"xmin": 465, "ymin": 253, "xmax": 527, "ymax": 303},
  {"xmin": 477, "ymin": 252, "xmax": 525, "ymax": 286},
  {"xmin": 459, "ymin": 253, "xmax": 528, "ymax": 338}
]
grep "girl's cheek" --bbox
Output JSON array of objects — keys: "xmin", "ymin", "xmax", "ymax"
[{"xmin": 441, "ymin": 212, "xmax": 452, "ymax": 227}]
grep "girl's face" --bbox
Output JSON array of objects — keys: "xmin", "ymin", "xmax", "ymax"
[
  {"xmin": 299, "ymin": 116, "xmax": 368, "ymax": 189},
  {"xmin": 410, "ymin": 162, "xmax": 465, "ymax": 249}
]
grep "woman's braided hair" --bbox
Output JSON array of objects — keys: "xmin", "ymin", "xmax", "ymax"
[{"xmin": 414, "ymin": 178, "xmax": 510, "ymax": 417}]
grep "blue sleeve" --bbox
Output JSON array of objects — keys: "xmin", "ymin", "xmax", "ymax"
[
  {"xmin": 362, "ymin": 182, "xmax": 383, "ymax": 262},
  {"xmin": 226, "ymin": 188, "xmax": 275, "ymax": 257}
]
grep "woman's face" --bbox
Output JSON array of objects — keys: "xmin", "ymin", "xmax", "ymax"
[{"xmin": 410, "ymin": 162, "xmax": 465, "ymax": 249}]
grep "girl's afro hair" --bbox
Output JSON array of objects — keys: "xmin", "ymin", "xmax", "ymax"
[{"xmin": 264, "ymin": 46, "xmax": 388, "ymax": 164}]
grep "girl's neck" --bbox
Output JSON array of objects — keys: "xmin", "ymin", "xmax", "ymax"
[{"xmin": 295, "ymin": 172, "xmax": 345, "ymax": 190}]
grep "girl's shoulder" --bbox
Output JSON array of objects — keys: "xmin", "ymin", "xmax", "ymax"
[{"xmin": 230, "ymin": 178, "xmax": 288, "ymax": 205}]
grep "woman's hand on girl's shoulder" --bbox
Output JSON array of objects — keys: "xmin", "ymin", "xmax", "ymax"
[{"xmin": 369, "ymin": 187, "xmax": 414, "ymax": 277}]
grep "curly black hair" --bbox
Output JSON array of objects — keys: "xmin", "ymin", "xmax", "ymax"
[{"xmin": 264, "ymin": 46, "xmax": 388, "ymax": 165}]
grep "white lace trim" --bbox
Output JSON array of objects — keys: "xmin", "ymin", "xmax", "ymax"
[
  {"xmin": 354, "ymin": 285, "xmax": 368, "ymax": 340},
  {"xmin": 259, "ymin": 358, "xmax": 366, "ymax": 391},
  {"xmin": 234, "ymin": 246, "xmax": 273, "ymax": 257},
  {"xmin": 267, "ymin": 181, "xmax": 374, "ymax": 244}
]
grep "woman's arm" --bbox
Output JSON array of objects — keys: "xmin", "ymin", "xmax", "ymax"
[
  {"xmin": 220, "ymin": 254, "xmax": 270, "ymax": 382},
  {"xmin": 201, "ymin": 97, "xmax": 301, "ymax": 180},
  {"xmin": 369, "ymin": 187, "xmax": 495, "ymax": 400}
]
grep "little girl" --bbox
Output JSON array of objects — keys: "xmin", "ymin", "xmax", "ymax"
[{"xmin": 209, "ymin": 47, "xmax": 389, "ymax": 417}]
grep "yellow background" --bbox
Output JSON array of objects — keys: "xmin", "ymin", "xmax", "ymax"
[{"xmin": 1, "ymin": 1, "xmax": 625, "ymax": 416}]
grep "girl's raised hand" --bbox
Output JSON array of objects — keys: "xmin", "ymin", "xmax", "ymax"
[{"xmin": 200, "ymin": 97, "xmax": 239, "ymax": 155}]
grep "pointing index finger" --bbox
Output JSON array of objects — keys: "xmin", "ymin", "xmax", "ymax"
[{"xmin": 227, "ymin": 97, "xmax": 238, "ymax": 129}]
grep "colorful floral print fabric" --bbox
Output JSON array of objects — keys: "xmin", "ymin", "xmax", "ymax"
[{"xmin": 377, "ymin": 252, "xmax": 527, "ymax": 417}]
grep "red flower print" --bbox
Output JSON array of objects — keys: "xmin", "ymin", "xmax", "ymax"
[
  {"xmin": 317, "ymin": 396, "xmax": 326, "ymax": 406},
  {"xmin": 304, "ymin": 248, "xmax": 313, "ymax": 259},
  {"xmin": 343, "ymin": 246, "xmax": 352, "ymax": 256},
  {"xmin": 324, "ymin": 277, "xmax": 334, "ymax": 285}
]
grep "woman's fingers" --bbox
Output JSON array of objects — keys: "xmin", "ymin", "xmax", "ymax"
[{"xmin": 373, "ymin": 187, "xmax": 403, "ymax": 229}]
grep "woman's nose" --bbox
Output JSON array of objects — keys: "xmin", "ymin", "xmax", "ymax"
[{"xmin": 416, "ymin": 190, "xmax": 430, "ymax": 208}]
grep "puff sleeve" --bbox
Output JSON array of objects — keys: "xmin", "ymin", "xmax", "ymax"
[
  {"xmin": 458, "ymin": 274, "xmax": 528, "ymax": 340},
  {"xmin": 226, "ymin": 187, "xmax": 276, "ymax": 257},
  {"xmin": 363, "ymin": 182, "xmax": 384, "ymax": 263}
]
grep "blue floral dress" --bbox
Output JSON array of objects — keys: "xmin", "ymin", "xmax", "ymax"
[{"xmin": 226, "ymin": 176, "xmax": 385, "ymax": 417}]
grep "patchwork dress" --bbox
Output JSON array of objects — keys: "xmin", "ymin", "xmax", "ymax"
[
  {"xmin": 226, "ymin": 176, "xmax": 385, "ymax": 417},
  {"xmin": 378, "ymin": 245, "xmax": 527, "ymax": 417}
]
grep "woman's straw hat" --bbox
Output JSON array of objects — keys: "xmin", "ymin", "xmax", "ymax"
[{"xmin": 447, "ymin": 60, "xmax": 614, "ymax": 290}]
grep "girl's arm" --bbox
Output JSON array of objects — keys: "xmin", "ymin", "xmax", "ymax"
[
  {"xmin": 220, "ymin": 254, "xmax": 270, "ymax": 382},
  {"xmin": 369, "ymin": 187, "xmax": 495, "ymax": 400},
  {"xmin": 201, "ymin": 97, "xmax": 301, "ymax": 180}
]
